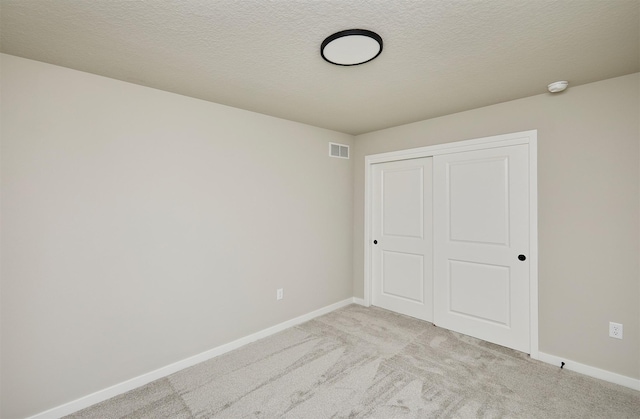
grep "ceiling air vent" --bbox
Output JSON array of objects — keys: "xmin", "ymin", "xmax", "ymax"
[{"xmin": 329, "ymin": 142, "xmax": 349, "ymax": 159}]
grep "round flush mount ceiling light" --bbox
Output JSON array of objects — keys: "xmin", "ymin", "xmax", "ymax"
[
  {"xmin": 321, "ymin": 29, "xmax": 383, "ymax": 66},
  {"xmin": 548, "ymin": 80, "xmax": 569, "ymax": 93}
]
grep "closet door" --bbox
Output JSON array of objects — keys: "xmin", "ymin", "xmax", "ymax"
[
  {"xmin": 371, "ymin": 157, "xmax": 433, "ymax": 322},
  {"xmin": 433, "ymin": 144, "xmax": 530, "ymax": 352}
]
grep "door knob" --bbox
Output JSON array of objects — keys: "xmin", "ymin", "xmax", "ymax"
[
  {"xmin": 518, "ymin": 254, "xmax": 526, "ymax": 261},
  {"xmin": 373, "ymin": 240, "xmax": 378, "ymax": 244}
]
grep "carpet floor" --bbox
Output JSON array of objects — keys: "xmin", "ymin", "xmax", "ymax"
[{"xmin": 68, "ymin": 304, "xmax": 640, "ymax": 418}]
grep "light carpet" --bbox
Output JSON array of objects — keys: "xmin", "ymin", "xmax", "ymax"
[{"xmin": 68, "ymin": 304, "xmax": 640, "ymax": 418}]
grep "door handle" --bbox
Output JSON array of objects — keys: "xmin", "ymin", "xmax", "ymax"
[
  {"xmin": 518, "ymin": 254, "xmax": 526, "ymax": 261},
  {"xmin": 373, "ymin": 240, "xmax": 378, "ymax": 245}
]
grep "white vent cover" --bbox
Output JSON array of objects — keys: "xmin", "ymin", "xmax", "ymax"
[{"xmin": 329, "ymin": 142, "xmax": 349, "ymax": 159}]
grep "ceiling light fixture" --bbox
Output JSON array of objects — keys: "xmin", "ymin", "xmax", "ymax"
[
  {"xmin": 321, "ymin": 29, "xmax": 383, "ymax": 66},
  {"xmin": 548, "ymin": 80, "xmax": 569, "ymax": 93}
]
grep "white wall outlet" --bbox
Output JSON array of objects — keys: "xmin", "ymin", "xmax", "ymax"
[
  {"xmin": 276, "ymin": 288, "xmax": 283, "ymax": 301},
  {"xmin": 609, "ymin": 322, "xmax": 623, "ymax": 339}
]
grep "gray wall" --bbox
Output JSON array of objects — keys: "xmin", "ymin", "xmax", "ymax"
[
  {"xmin": 352, "ymin": 73, "xmax": 640, "ymax": 381},
  {"xmin": 0, "ymin": 54, "xmax": 354, "ymax": 418}
]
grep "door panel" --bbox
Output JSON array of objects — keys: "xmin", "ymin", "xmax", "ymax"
[
  {"xmin": 449, "ymin": 157, "xmax": 509, "ymax": 245},
  {"xmin": 434, "ymin": 144, "xmax": 530, "ymax": 352},
  {"xmin": 382, "ymin": 251, "xmax": 424, "ymax": 302},
  {"xmin": 382, "ymin": 168, "xmax": 424, "ymax": 238},
  {"xmin": 448, "ymin": 260, "xmax": 510, "ymax": 326},
  {"xmin": 372, "ymin": 158, "xmax": 433, "ymax": 322}
]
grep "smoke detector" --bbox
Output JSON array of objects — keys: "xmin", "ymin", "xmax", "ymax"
[{"xmin": 548, "ymin": 81, "xmax": 569, "ymax": 93}]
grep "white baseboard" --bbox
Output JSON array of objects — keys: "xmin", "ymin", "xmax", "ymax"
[
  {"xmin": 352, "ymin": 297, "xmax": 367, "ymax": 306},
  {"xmin": 28, "ymin": 297, "xmax": 357, "ymax": 419},
  {"xmin": 535, "ymin": 352, "xmax": 640, "ymax": 391}
]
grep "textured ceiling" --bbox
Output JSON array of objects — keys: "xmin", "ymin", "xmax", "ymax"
[{"xmin": 1, "ymin": 0, "xmax": 639, "ymax": 135}]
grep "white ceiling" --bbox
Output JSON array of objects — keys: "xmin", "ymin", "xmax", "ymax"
[{"xmin": 1, "ymin": 0, "xmax": 639, "ymax": 135}]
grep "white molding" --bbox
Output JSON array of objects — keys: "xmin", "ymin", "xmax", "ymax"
[
  {"xmin": 365, "ymin": 131, "xmax": 536, "ymax": 165},
  {"xmin": 27, "ymin": 298, "xmax": 355, "ymax": 419},
  {"xmin": 363, "ymin": 159, "xmax": 372, "ymax": 306},
  {"xmin": 535, "ymin": 352, "xmax": 640, "ymax": 391},
  {"xmin": 528, "ymin": 134, "xmax": 539, "ymax": 358},
  {"xmin": 364, "ymin": 130, "xmax": 539, "ymax": 355},
  {"xmin": 352, "ymin": 297, "xmax": 368, "ymax": 306}
]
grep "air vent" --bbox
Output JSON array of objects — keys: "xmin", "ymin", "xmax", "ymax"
[{"xmin": 329, "ymin": 142, "xmax": 349, "ymax": 159}]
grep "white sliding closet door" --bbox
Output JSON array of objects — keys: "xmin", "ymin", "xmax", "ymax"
[
  {"xmin": 433, "ymin": 144, "xmax": 530, "ymax": 352},
  {"xmin": 371, "ymin": 158, "xmax": 433, "ymax": 322}
]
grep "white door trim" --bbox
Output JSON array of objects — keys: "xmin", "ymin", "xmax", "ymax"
[{"xmin": 364, "ymin": 130, "xmax": 538, "ymax": 358}]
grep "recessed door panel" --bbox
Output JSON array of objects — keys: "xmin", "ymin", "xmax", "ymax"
[
  {"xmin": 449, "ymin": 157, "xmax": 509, "ymax": 245},
  {"xmin": 449, "ymin": 260, "xmax": 510, "ymax": 326},
  {"xmin": 382, "ymin": 251, "xmax": 424, "ymax": 303},
  {"xmin": 383, "ymin": 167, "xmax": 424, "ymax": 238}
]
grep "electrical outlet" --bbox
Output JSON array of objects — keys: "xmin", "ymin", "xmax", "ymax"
[
  {"xmin": 609, "ymin": 322, "xmax": 623, "ymax": 339},
  {"xmin": 276, "ymin": 288, "xmax": 284, "ymax": 301}
]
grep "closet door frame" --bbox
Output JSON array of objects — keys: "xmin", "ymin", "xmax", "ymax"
[{"xmin": 363, "ymin": 130, "xmax": 539, "ymax": 358}]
